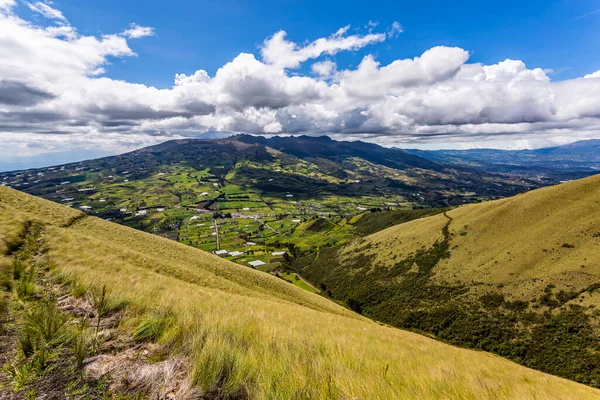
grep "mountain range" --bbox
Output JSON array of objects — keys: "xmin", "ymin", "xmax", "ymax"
[{"xmin": 403, "ymin": 139, "xmax": 600, "ymax": 180}]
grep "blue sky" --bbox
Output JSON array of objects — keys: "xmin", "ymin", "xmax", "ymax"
[
  {"xmin": 44, "ymin": 0, "xmax": 600, "ymax": 88},
  {"xmin": 1, "ymin": 0, "xmax": 600, "ymax": 166}
]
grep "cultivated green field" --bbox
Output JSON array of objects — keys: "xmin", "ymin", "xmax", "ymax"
[{"xmin": 1, "ymin": 136, "xmax": 541, "ymax": 284}]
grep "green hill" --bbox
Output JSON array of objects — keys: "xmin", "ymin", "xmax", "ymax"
[
  {"xmin": 1, "ymin": 186, "xmax": 597, "ymax": 398},
  {"xmin": 294, "ymin": 174, "xmax": 600, "ymax": 387}
]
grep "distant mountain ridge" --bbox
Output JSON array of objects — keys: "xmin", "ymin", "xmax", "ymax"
[
  {"xmin": 2, "ymin": 134, "xmax": 541, "ymax": 208},
  {"xmin": 402, "ymin": 139, "xmax": 600, "ymax": 179}
]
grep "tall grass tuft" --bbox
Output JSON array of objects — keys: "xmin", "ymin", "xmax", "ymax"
[
  {"xmin": 16, "ymin": 266, "xmax": 36, "ymax": 299},
  {"xmin": 133, "ymin": 312, "xmax": 173, "ymax": 342},
  {"xmin": 73, "ymin": 320, "xmax": 92, "ymax": 369},
  {"xmin": 193, "ymin": 338, "xmax": 254, "ymax": 399},
  {"xmin": 20, "ymin": 302, "xmax": 72, "ymax": 352},
  {"xmin": 12, "ymin": 257, "xmax": 23, "ymax": 280}
]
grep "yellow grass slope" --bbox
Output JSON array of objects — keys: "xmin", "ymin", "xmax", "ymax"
[
  {"xmin": 348, "ymin": 174, "xmax": 600, "ymax": 302},
  {"xmin": 1, "ymin": 185, "xmax": 598, "ymax": 399}
]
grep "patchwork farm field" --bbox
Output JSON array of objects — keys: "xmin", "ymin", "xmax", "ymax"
[
  {"xmin": 1, "ymin": 162, "xmax": 442, "ymax": 285},
  {"xmin": 0, "ymin": 135, "xmax": 543, "ymax": 291}
]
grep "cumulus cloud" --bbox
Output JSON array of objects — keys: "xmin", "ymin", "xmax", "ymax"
[
  {"xmin": 0, "ymin": 80, "xmax": 55, "ymax": 106},
  {"xmin": 1, "ymin": 1, "xmax": 600, "ymax": 157},
  {"xmin": 311, "ymin": 60, "xmax": 337, "ymax": 78},
  {"xmin": 260, "ymin": 28, "xmax": 386, "ymax": 69},
  {"xmin": 122, "ymin": 23, "xmax": 155, "ymax": 39}
]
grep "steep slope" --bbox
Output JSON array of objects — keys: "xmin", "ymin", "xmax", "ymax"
[
  {"xmin": 1, "ymin": 186, "xmax": 598, "ymax": 398},
  {"xmin": 295, "ymin": 174, "xmax": 600, "ymax": 387}
]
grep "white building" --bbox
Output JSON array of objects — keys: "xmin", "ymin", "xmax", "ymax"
[
  {"xmin": 215, "ymin": 250, "xmax": 228, "ymax": 256},
  {"xmin": 248, "ymin": 260, "xmax": 266, "ymax": 267},
  {"xmin": 272, "ymin": 251, "xmax": 286, "ymax": 256}
]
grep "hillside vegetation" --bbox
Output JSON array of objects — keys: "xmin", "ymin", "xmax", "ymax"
[
  {"xmin": 1, "ymin": 186, "xmax": 598, "ymax": 398},
  {"xmin": 295, "ymin": 174, "xmax": 600, "ymax": 387}
]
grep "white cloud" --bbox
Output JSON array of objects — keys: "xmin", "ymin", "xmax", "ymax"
[
  {"xmin": 25, "ymin": 1, "xmax": 66, "ymax": 22},
  {"xmin": 311, "ymin": 60, "xmax": 337, "ymax": 77},
  {"xmin": 1, "ymin": 3, "xmax": 600, "ymax": 157},
  {"xmin": 584, "ymin": 70, "xmax": 600, "ymax": 79},
  {"xmin": 0, "ymin": 0, "xmax": 15, "ymax": 11},
  {"xmin": 388, "ymin": 21, "xmax": 403, "ymax": 38},
  {"xmin": 122, "ymin": 23, "xmax": 155, "ymax": 39},
  {"xmin": 260, "ymin": 27, "xmax": 386, "ymax": 69}
]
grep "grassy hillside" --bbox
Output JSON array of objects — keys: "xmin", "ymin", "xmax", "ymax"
[
  {"xmin": 295, "ymin": 174, "xmax": 600, "ymax": 387},
  {"xmin": 1, "ymin": 187, "xmax": 598, "ymax": 398}
]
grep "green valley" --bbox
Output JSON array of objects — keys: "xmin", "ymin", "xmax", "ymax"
[{"xmin": 0, "ymin": 136, "xmax": 542, "ymax": 275}]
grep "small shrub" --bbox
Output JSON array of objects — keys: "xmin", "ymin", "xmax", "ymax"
[
  {"xmin": 539, "ymin": 292, "xmax": 559, "ymax": 308},
  {"xmin": 561, "ymin": 243, "xmax": 575, "ymax": 249},
  {"xmin": 556, "ymin": 290, "xmax": 579, "ymax": 305},
  {"xmin": 480, "ymin": 293, "xmax": 505, "ymax": 309},
  {"xmin": 504, "ymin": 300, "xmax": 529, "ymax": 311},
  {"xmin": 586, "ymin": 283, "xmax": 600, "ymax": 294}
]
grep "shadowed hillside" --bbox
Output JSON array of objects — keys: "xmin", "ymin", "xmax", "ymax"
[{"xmin": 1, "ymin": 186, "xmax": 598, "ymax": 398}]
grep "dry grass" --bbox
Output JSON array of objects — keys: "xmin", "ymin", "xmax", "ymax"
[
  {"xmin": 1, "ymin": 185, "xmax": 599, "ymax": 399},
  {"xmin": 342, "ymin": 174, "xmax": 600, "ymax": 304}
]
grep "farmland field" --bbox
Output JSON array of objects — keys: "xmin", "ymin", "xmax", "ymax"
[{"xmin": 0, "ymin": 136, "xmax": 546, "ymax": 291}]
